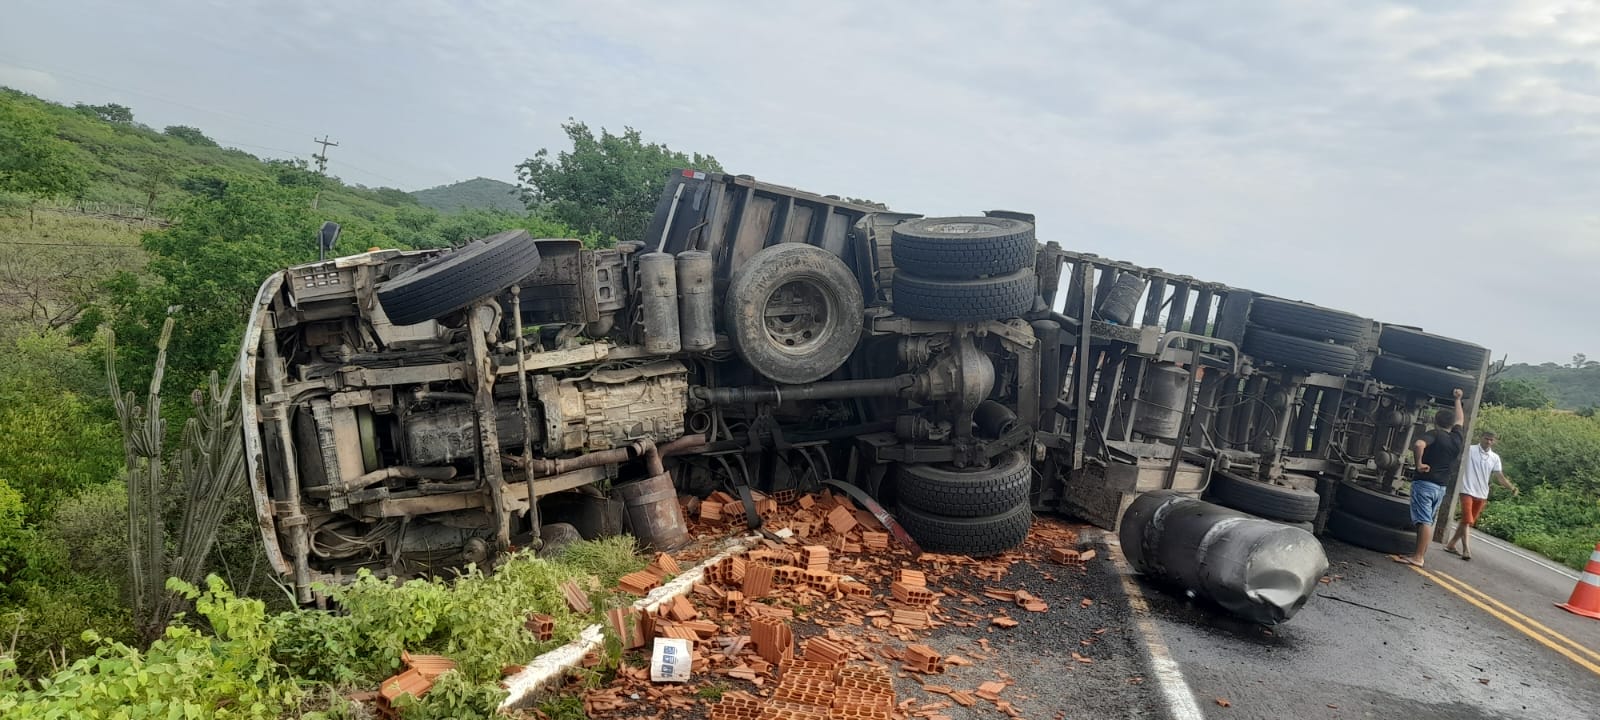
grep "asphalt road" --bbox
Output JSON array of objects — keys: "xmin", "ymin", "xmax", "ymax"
[{"xmin": 1117, "ymin": 528, "xmax": 1600, "ymax": 720}]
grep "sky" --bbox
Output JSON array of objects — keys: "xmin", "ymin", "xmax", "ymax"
[{"xmin": 3, "ymin": 0, "xmax": 1597, "ymax": 364}]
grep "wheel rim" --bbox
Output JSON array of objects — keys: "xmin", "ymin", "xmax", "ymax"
[
  {"xmin": 923, "ymin": 221, "xmax": 996, "ymax": 234},
  {"xmin": 763, "ymin": 278, "xmax": 834, "ymax": 355}
]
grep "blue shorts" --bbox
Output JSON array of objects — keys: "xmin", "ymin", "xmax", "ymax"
[{"xmin": 1410, "ymin": 480, "xmax": 1447, "ymax": 526}]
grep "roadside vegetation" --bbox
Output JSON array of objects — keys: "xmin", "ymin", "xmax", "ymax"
[
  {"xmin": 1473, "ymin": 401, "xmax": 1600, "ymax": 570},
  {"xmin": 0, "ymin": 87, "xmax": 715, "ymax": 717}
]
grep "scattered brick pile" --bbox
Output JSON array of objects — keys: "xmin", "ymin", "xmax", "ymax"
[{"xmin": 566, "ymin": 489, "xmax": 1101, "ymax": 719}]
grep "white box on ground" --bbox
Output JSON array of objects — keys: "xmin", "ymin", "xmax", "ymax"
[{"xmin": 650, "ymin": 638, "xmax": 692, "ymax": 682}]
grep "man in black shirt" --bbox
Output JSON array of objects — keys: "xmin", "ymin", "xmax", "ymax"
[{"xmin": 1394, "ymin": 388, "xmax": 1465, "ymax": 567}]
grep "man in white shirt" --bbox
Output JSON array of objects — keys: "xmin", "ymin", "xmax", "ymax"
[{"xmin": 1444, "ymin": 431, "xmax": 1518, "ymax": 561}]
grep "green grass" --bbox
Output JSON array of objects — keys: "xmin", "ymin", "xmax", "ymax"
[{"xmin": 558, "ymin": 535, "xmax": 649, "ymax": 589}]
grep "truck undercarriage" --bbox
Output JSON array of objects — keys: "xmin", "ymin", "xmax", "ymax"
[{"xmin": 241, "ymin": 170, "xmax": 1490, "ymax": 603}]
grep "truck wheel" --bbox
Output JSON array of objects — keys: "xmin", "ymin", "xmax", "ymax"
[
  {"xmin": 1242, "ymin": 327, "xmax": 1362, "ymax": 375},
  {"xmin": 892, "ymin": 269, "xmax": 1037, "ymax": 321},
  {"xmin": 897, "ymin": 451, "xmax": 1030, "ymax": 518},
  {"xmin": 1326, "ymin": 509, "xmax": 1416, "ymax": 555},
  {"xmin": 1377, "ymin": 326, "xmax": 1488, "ymax": 372},
  {"xmin": 1249, "ymin": 297, "xmax": 1371, "ymax": 345},
  {"xmin": 1370, "ymin": 355, "xmax": 1477, "ymax": 399},
  {"xmin": 894, "ymin": 502, "xmax": 1032, "ymax": 557},
  {"xmin": 1205, "ymin": 472, "xmax": 1320, "ymax": 523},
  {"xmin": 890, "ymin": 217, "xmax": 1037, "ymax": 279},
  {"xmin": 1334, "ymin": 480, "xmax": 1413, "ymax": 530},
  {"xmin": 726, "ymin": 243, "xmax": 864, "ymax": 385},
  {"xmin": 377, "ymin": 230, "xmax": 543, "ymax": 325}
]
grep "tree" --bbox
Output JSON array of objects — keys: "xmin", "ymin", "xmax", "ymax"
[
  {"xmin": 74, "ymin": 102, "xmax": 134, "ymax": 124},
  {"xmin": 0, "ymin": 100, "xmax": 88, "ymax": 224},
  {"xmin": 162, "ymin": 125, "xmax": 217, "ymax": 147},
  {"xmin": 109, "ymin": 174, "xmax": 317, "ymax": 393},
  {"xmin": 1482, "ymin": 377, "xmax": 1553, "ymax": 409},
  {"xmin": 516, "ymin": 120, "xmax": 722, "ymax": 243},
  {"xmin": 1574, "ymin": 353, "xmax": 1588, "ymax": 369}
]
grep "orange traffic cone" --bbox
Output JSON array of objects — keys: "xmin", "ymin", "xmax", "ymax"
[{"xmin": 1556, "ymin": 542, "xmax": 1600, "ymax": 620}]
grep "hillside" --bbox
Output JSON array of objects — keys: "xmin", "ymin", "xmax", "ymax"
[
  {"xmin": 412, "ymin": 177, "xmax": 524, "ymax": 213},
  {"xmin": 0, "ymin": 88, "xmax": 434, "ymax": 225},
  {"xmin": 1499, "ymin": 362, "xmax": 1600, "ymax": 411}
]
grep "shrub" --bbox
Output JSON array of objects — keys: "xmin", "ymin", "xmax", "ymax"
[{"xmin": 0, "ymin": 576, "xmax": 301, "ymax": 719}]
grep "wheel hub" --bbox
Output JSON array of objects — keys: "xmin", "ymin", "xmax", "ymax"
[{"xmin": 763, "ymin": 279, "xmax": 833, "ymax": 355}]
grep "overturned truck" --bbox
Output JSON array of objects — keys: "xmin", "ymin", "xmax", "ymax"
[{"xmin": 242, "ymin": 170, "xmax": 1490, "ymax": 602}]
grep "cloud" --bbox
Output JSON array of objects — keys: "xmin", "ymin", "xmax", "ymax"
[{"xmin": 4, "ymin": 0, "xmax": 1598, "ymax": 361}]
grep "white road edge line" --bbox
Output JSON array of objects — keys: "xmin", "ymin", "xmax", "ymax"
[
  {"xmin": 1102, "ymin": 533, "xmax": 1206, "ymax": 720},
  {"xmin": 1474, "ymin": 533, "xmax": 1580, "ymax": 580}
]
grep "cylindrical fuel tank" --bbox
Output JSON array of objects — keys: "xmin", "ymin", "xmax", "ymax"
[
  {"xmin": 1120, "ymin": 490, "xmax": 1328, "ymax": 625},
  {"xmin": 1133, "ymin": 363, "xmax": 1188, "ymax": 439},
  {"xmin": 676, "ymin": 251, "xmax": 716, "ymax": 352},
  {"xmin": 639, "ymin": 252, "xmax": 681, "ymax": 354}
]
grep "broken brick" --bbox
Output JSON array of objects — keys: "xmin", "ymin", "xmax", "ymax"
[
  {"xmin": 649, "ymin": 552, "xmax": 681, "ymax": 577},
  {"xmin": 897, "ymin": 569, "xmax": 927, "ymax": 587},
  {"xmin": 559, "ymin": 581, "xmax": 591, "ymax": 614},
  {"xmin": 605, "ymin": 608, "xmax": 646, "ymax": 649},
  {"xmin": 802, "ymin": 637, "xmax": 850, "ymax": 667},
  {"xmin": 744, "ymin": 563, "xmax": 776, "ymax": 599},
  {"xmin": 891, "ymin": 581, "xmax": 938, "ymax": 606},
  {"xmin": 826, "ymin": 505, "xmax": 858, "ymax": 534},
  {"xmin": 904, "ymin": 644, "xmax": 944, "ymax": 674},
  {"xmin": 618, "ymin": 570, "xmax": 661, "ymax": 596},
  {"xmin": 525, "ymin": 612, "xmax": 556, "ymax": 642},
  {"xmin": 666, "ymin": 595, "xmax": 699, "ymax": 622}
]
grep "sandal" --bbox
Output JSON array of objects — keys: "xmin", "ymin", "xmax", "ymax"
[
  {"xmin": 1444, "ymin": 547, "xmax": 1460, "ymax": 556},
  {"xmin": 1461, "ymin": 554, "xmax": 1472, "ymax": 561}
]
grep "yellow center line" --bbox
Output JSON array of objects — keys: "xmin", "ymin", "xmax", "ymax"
[
  {"xmin": 1426, "ymin": 567, "xmax": 1600, "ymax": 665},
  {"xmin": 1405, "ymin": 564, "xmax": 1600, "ymax": 678}
]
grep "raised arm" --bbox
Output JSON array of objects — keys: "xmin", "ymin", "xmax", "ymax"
[{"xmin": 1452, "ymin": 388, "xmax": 1465, "ymax": 428}]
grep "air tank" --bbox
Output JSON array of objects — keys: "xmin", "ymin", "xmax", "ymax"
[
  {"xmin": 1120, "ymin": 490, "xmax": 1328, "ymax": 625},
  {"xmin": 1133, "ymin": 363, "xmax": 1189, "ymax": 439},
  {"xmin": 676, "ymin": 251, "xmax": 716, "ymax": 352},
  {"xmin": 638, "ymin": 252, "xmax": 681, "ymax": 354}
]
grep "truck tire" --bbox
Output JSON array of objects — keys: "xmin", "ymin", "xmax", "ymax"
[
  {"xmin": 897, "ymin": 451, "xmax": 1030, "ymax": 518},
  {"xmin": 377, "ymin": 230, "xmax": 543, "ymax": 325},
  {"xmin": 1205, "ymin": 472, "xmax": 1320, "ymax": 523},
  {"xmin": 1242, "ymin": 327, "xmax": 1362, "ymax": 375},
  {"xmin": 1370, "ymin": 355, "xmax": 1477, "ymax": 399},
  {"xmin": 726, "ymin": 243, "xmax": 864, "ymax": 385},
  {"xmin": 1326, "ymin": 509, "xmax": 1416, "ymax": 555},
  {"xmin": 894, "ymin": 502, "xmax": 1032, "ymax": 557},
  {"xmin": 1377, "ymin": 326, "xmax": 1488, "ymax": 372},
  {"xmin": 1249, "ymin": 297, "xmax": 1371, "ymax": 345},
  {"xmin": 892, "ymin": 269, "xmax": 1037, "ymax": 321},
  {"xmin": 890, "ymin": 217, "xmax": 1037, "ymax": 279},
  {"xmin": 1334, "ymin": 480, "xmax": 1412, "ymax": 530}
]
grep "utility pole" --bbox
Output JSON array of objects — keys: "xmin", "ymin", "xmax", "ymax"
[
  {"xmin": 311, "ymin": 135, "xmax": 338, "ymax": 174},
  {"xmin": 311, "ymin": 136, "xmax": 338, "ymax": 210}
]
